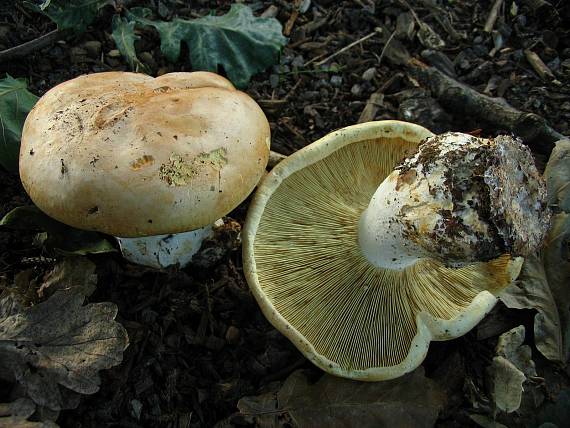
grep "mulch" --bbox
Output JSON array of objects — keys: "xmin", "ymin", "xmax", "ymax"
[{"xmin": 1, "ymin": 1, "xmax": 569, "ymax": 427}]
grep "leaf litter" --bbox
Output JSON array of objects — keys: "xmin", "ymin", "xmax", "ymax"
[
  {"xmin": 501, "ymin": 139, "xmax": 570, "ymax": 364},
  {"xmin": 2, "ymin": 1, "xmax": 570, "ymax": 427},
  {"xmin": 487, "ymin": 326, "xmax": 536, "ymax": 413},
  {"xmin": 0, "ymin": 257, "xmax": 128, "ymax": 413},
  {"xmin": 238, "ymin": 367, "xmax": 445, "ymax": 428}
]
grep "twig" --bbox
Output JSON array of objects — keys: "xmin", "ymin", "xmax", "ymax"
[
  {"xmin": 484, "ymin": 0, "xmax": 504, "ymax": 32},
  {"xmin": 0, "ymin": 29, "xmax": 63, "ymax": 63},
  {"xmin": 378, "ymin": 30, "xmax": 397, "ymax": 68},
  {"xmin": 306, "ymin": 28, "xmax": 381, "ymax": 67},
  {"xmin": 407, "ymin": 58, "xmax": 564, "ymax": 153},
  {"xmin": 283, "ymin": 0, "xmax": 302, "ymax": 36},
  {"xmin": 524, "ymin": 49, "xmax": 555, "ymax": 80},
  {"xmin": 358, "ymin": 92, "xmax": 384, "ymax": 123}
]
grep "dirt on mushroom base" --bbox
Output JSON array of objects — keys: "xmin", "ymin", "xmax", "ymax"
[{"xmin": 1, "ymin": 0, "xmax": 570, "ymax": 427}]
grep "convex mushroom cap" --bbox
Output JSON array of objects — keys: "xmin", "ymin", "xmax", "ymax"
[
  {"xmin": 19, "ymin": 71, "xmax": 270, "ymax": 268},
  {"xmin": 19, "ymin": 71, "xmax": 270, "ymax": 238},
  {"xmin": 243, "ymin": 121, "xmax": 549, "ymax": 381}
]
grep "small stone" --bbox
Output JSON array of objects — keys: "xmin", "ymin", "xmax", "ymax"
[
  {"xmin": 291, "ymin": 55, "xmax": 305, "ymax": 68},
  {"xmin": 82, "ymin": 40, "xmax": 102, "ymax": 59},
  {"xmin": 107, "ymin": 49, "xmax": 122, "ymax": 58},
  {"xmin": 299, "ymin": 0, "xmax": 311, "ymax": 14},
  {"xmin": 205, "ymin": 335, "xmax": 225, "ymax": 351},
  {"xmin": 351, "ymin": 83, "xmax": 362, "ymax": 96},
  {"xmin": 70, "ymin": 47, "xmax": 88, "ymax": 63},
  {"xmin": 225, "ymin": 326, "xmax": 240, "ymax": 345},
  {"xmin": 106, "ymin": 57, "xmax": 121, "ymax": 67},
  {"xmin": 269, "ymin": 74, "xmax": 280, "ymax": 88},
  {"xmin": 362, "ymin": 67, "xmax": 376, "ymax": 81},
  {"xmin": 139, "ymin": 51, "xmax": 156, "ymax": 70},
  {"xmin": 130, "ymin": 399, "xmax": 143, "ymax": 420},
  {"xmin": 330, "ymin": 75, "xmax": 343, "ymax": 87}
]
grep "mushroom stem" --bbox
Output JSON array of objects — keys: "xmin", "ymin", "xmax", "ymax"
[
  {"xmin": 116, "ymin": 219, "xmax": 224, "ymax": 269},
  {"xmin": 358, "ymin": 132, "xmax": 550, "ymax": 270}
]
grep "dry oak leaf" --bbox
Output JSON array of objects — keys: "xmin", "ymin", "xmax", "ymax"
[
  {"xmin": 238, "ymin": 367, "xmax": 445, "ymax": 428},
  {"xmin": 0, "ymin": 290, "xmax": 128, "ymax": 411}
]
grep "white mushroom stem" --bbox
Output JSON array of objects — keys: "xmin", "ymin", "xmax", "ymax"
[
  {"xmin": 358, "ymin": 132, "xmax": 550, "ymax": 270},
  {"xmin": 116, "ymin": 219, "xmax": 224, "ymax": 269}
]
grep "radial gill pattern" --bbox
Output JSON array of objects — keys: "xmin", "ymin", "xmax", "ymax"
[{"xmin": 253, "ymin": 138, "xmax": 515, "ymax": 371}]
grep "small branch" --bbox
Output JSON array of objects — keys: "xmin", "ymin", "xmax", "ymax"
[
  {"xmin": 283, "ymin": 0, "xmax": 302, "ymax": 36},
  {"xmin": 484, "ymin": 0, "xmax": 504, "ymax": 32},
  {"xmin": 378, "ymin": 30, "xmax": 397, "ymax": 68},
  {"xmin": 524, "ymin": 49, "xmax": 555, "ymax": 80},
  {"xmin": 306, "ymin": 28, "xmax": 381, "ymax": 67},
  {"xmin": 0, "ymin": 29, "xmax": 64, "ymax": 63},
  {"xmin": 358, "ymin": 92, "xmax": 384, "ymax": 123},
  {"xmin": 407, "ymin": 59, "xmax": 564, "ymax": 153}
]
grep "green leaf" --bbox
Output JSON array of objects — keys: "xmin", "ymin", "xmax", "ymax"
[
  {"xmin": 129, "ymin": 4, "xmax": 287, "ymax": 88},
  {"xmin": 111, "ymin": 15, "xmax": 148, "ymax": 73},
  {"xmin": 26, "ymin": 0, "xmax": 111, "ymax": 32},
  {"xmin": 0, "ymin": 75, "xmax": 38, "ymax": 172},
  {"xmin": 0, "ymin": 206, "xmax": 116, "ymax": 256}
]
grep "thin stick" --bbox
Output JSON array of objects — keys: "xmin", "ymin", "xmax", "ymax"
[
  {"xmin": 484, "ymin": 0, "xmax": 504, "ymax": 32},
  {"xmin": 524, "ymin": 49, "xmax": 555, "ymax": 80},
  {"xmin": 0, "ymin": 29, "xmax": 63, "ymax": 63},
  {"xmin": 307, "ymin": 28, "xmax": 381, "ymax": 67},
  {"xmin": 378, "ymin": 30, "xmax": 397, "ymax": 67}
]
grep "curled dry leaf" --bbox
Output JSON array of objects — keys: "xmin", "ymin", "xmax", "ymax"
[
  {"xmin": 238, "ymin": 368, "xmax": 445, "ymax": 428},
  {"xmin": 487, "ymin": 326, "xmax": 536, "ymax": 413},
  {"xmin": 501, "ymin": 139, "xmax": 570, "ymax": 363},
  {"xmin": 0, "ymin": 289, "xmax": 128, "ymax": 411}
]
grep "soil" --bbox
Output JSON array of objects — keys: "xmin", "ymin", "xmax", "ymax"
[{"xmin": 1, "ymin": 1, "xmax": 570, "ymax": 427}]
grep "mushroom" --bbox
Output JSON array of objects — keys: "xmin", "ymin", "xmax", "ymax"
[
  {"xmin": 19, "ymin": 71, "xmax": 270, "ymax": 268},
  {"xmin": 243, "ymin": 120, "xmax": 549, "ymax": 381}
]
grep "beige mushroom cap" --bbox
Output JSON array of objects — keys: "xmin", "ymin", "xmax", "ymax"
[
  {"xmin": 19, "ymin": 71, "xmax": 270, "ymax": 237},
  {"xmin": 243, "ymin": 120, "xmax": 523, "ymax": 381}
]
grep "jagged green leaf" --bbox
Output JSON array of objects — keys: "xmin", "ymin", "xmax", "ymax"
[
  {"xmin": 0, "ymin": 206, "xmax": 116, "ymax": 256},
  {"xmin": 0, "ymin": 75, "xmax": 38, "ymax": 172},
  {"xmin": 111, "ymin": 15, "xmax": 148, "ymax": 73},
  {"xmin": 26, "ymin": 0, "xmax": 111, "ymax": 32},
  {"xmin": 129, "ymin": 4, "xmax": 287, "ymax": 88}
]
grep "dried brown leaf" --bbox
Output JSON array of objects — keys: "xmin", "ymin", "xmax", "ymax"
[
  {"xmin": 38, "ymin": 257, "xmax": 97, "ymax": 298},
  {"xmin": 501, "ymin": 140, "xmax": 570, "ymax": 363},
  {"xmin": 0, "ymin": 289, "xmax": 128, "ymax": 411},
  {"xmin": 487, "ymin": 326, "xmax": 535, "ymax": 413},
  {"xmin": 238, "ymin": 368, "xmax": 445, "ymax": 428}
]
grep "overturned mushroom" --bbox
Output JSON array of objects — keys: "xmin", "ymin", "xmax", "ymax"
[
  {"xmin": 19, "ymin": 71, "xmax": 270, "ymax": 268},
  {"xmin": 243, "ymin": 120, "xmax": 549, "ymax": 381}
]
